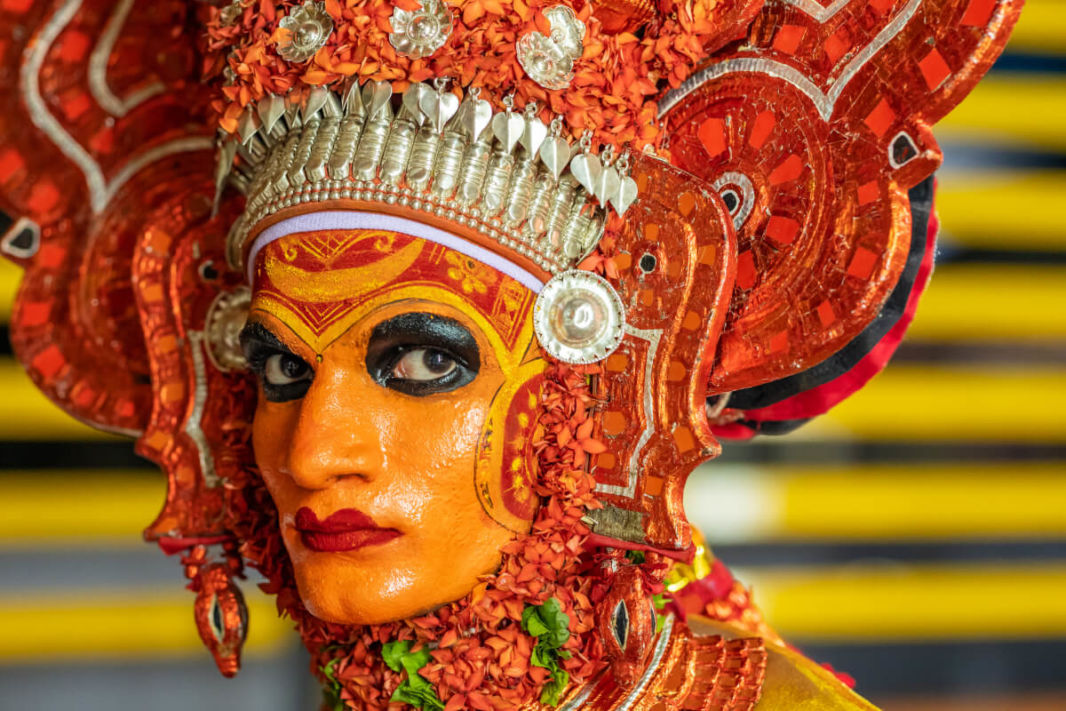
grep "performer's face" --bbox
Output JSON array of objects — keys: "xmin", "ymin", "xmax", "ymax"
[{"xmin": 242, "ymin": 229, "xmax": 544, "ymax": 624}]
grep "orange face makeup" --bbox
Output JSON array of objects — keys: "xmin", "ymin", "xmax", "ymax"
[{"xmin": 243, "ymin": 229, "xmax": 544, "ymax": 625}]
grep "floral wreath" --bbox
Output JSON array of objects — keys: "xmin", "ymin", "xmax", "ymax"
[{"xmin": 223, "ymin": 358, "xmax": 669, "ymax": 710}]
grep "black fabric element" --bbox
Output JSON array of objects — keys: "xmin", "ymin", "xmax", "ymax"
[
  {"xmin": 0, "ymin": 209, "xmax": 12, "ymax": 236},
  {"xmin": 724, "ymin": 176, "xmax": 935, "ymax": 412},
  {"xmin": 731, "ymin": 417, "xmax": 812, "ymax": 436}
]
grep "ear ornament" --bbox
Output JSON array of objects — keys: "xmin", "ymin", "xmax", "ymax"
[
  {"xmin": 180, "ymin": 543, "xmax": 249, "ymax": 678},
  {"xmin": 596, "ymin": 564, "xmax": 659, "ymax": 687},
  {"xmin": 533, "ymin": 270, "xmax": 626, "ymax": 364}
]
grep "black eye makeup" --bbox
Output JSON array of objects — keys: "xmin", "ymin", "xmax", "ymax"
[
  {"xmin": 240, "ymin": 323, "xmax": 314, "ymax": 402},
  {"xmin": 365, "ymin": 312, "xmax": 480, "ymax": 397}
]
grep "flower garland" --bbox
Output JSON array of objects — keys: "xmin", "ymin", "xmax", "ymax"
[
  {"xmin": 203, "ymin": 0, "xmax": 763, "ymax": 150},
  {"xmin": 223, "ymin": 356, "xmax": 639, "ymax": 710}
]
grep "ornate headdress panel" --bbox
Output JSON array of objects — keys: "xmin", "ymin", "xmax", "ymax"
[
  {"xmin": 662, "ymin": 0, "xmax": 1018, "ymax": 395},
  {"xmin": 0, "ymin": 0, "xmax": 1018, "ymax": 560}
]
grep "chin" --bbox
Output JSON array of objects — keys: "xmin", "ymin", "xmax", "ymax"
[
  {"xmin": 291, "ymin": 560, "xmax": 465, "ymax": 626},
  {"xmin": 300, "ymin": 591, "xmax": 383, "ymax": 626},
  {"xmin": 291, "ymin": 547, "xmax": 505, "ymax": 625},
  {"xmin": 294, "ymin": 568, "xmax": 394, "ymax": 624}
]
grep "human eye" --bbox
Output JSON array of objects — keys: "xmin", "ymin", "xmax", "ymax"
[
  {"xmin": 366, "ymin": 312, "xmax": 480, "ymax": 396},
  {"xmin": 264, "ymin": 353, "xmax": 313, "ymax": 386},
  {"xmin": 240, "ymin": 323, "xmax": 313, "ymax": 402},
  {"xmin": 390, "ymin": 348, "xmax": 458, "ymax": 381}
]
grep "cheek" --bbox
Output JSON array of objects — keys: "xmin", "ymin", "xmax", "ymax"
[
  {"xmin": 383, "ymin": 391, "xmax": 496, "ymax": 525},
  {"xmin": 387, "ymin": 397, "xmax": 486, "ymax": 486},
  {"xmin": 250, "ymin": 397, "xmax": 299, "ymax": 492}
]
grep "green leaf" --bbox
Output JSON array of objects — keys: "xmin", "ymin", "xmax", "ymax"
[
  {"xmin": 383, "ymin": 639, "xmax": 444, "ymax": 711},
  {"xmin": 521, "ymin": 605, "xmax": 537, "ymax": 630},
  {"xmin": 391, "ymin": 681, "xmax": 445, "ymax": 711},
  {"xmin": 541, "ymin": 599, "xmax": 571, "ymax": 649},
  {"xmin": 320, "ymin": 657, "xmax": 346, "ymax": 710},
  {"xmin": 322, "ymin": 658, "xmax": 339, "ymax": 684},
  {"xmin": 540, "ymin": 667, "xmax": 571, "ymax": 706},
  {"xmin": 382, "ymin": 639, "xmax": 411, "ymax": 673},
  {"xmin": 529, "ymin": 645, "xmax": 549, "ymax": 669},
  {"xmin": 521, "ymin": 599, "xmax": 575, "ymax": 706},
  {"xmin": 400, "ymin": 647, "xmax": 433, "ymax": 680},
  {"xmin": 320, "ymin": 666, "xmax": 345, "ymax": 711},
  {"xmin": 523, "ymin": 598, "xmax": 570, "ymax": 650},
  {"xmin": 625, "ymin": 550, "xmax": 646, "ymax": 565},
  {"xmin": 525, "ymin": 613, "xmax": 550, "ymax": 638}
]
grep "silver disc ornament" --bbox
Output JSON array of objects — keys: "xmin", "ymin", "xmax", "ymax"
[{"xmin": 533, "ymin": 270, "xmax": 625, "ymax": 364}]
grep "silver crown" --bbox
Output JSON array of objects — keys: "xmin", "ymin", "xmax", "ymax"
[{"xmin": 219, "ymin": 79, "xmax": 639, "ymax": 274}]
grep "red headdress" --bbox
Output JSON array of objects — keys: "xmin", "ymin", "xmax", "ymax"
[{"xmin": 0, "ymin": 0, "xmax": 1019, "ymax": 705}]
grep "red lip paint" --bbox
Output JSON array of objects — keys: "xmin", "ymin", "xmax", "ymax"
[{"xmin": 294, "ymin": 507, "xmax": 400, "ymax": 552}]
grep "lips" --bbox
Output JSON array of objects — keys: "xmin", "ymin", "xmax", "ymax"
[{"xmin": 294, "ymin": 507, "xmax": 400, "ymax": 552}]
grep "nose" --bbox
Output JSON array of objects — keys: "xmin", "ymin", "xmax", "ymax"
[{"xmin": 284, "ymin": 361, "xmax": 383, "ymax": 490}]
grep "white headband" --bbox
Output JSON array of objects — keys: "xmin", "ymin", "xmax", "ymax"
[{"xmin": 246, "ymin": 211, "xmax": 545, "ymax": 294}]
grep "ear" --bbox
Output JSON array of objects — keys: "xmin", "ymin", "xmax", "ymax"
[{"xmin": 660, "ymin": 0, "xmax": 1021, "ymax": 394}]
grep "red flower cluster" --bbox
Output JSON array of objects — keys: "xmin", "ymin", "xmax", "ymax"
[
  {"xmin": 223, "ymin": 359, "xmax": 630, "ymax": 709},
  {"xmin": 203, "ymin": 0, "xmax": 763, "ymax": 150}
]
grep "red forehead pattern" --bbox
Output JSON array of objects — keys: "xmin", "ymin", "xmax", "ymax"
[{"xmin": 252, "ymin": 229, "xmax": 535, "ymax": 351}]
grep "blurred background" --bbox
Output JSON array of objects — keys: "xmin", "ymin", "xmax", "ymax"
[{"xmin": 1, "ymin": 3, "xmax": 1064, "ymax": 710}]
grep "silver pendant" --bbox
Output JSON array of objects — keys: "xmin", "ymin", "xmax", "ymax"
[
  {"xmin": 491, "ymin": 96, "xmax": 524, "ymax": 153},
  {"xmin": 539, "ymin": 128, "xmax": 571, "ymax": 180},
  {"xmin": 419, "ymin": 81, "xmax": 459, "ymax": 133},
  {"xmin": 569, "ymin": 152, "xmax": 602, "ymax": 196}
]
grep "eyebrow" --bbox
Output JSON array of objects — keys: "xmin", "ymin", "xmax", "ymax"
[
  {"xmin": 370, "ymin": 312, "xmax": 479, "ymax": 363},
  {"xmin": 239, "ymin": 322, "xmax": 292, "ymax": 353}
]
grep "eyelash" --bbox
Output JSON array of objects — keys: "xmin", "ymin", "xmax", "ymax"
[
  {"xmin": 245, "ymin": 347, "xmax": 313, "ymax": 402},
  {"xmin": 245, "ymin": 344, "xmax": 470, "ymax": 402},
  {"xmin": 241, "ymin": 312, "xmax": 481, "ymax": 402},
  {"xmin": 378, "ymin": 346, "xmax": 467, "ymax": 392}
]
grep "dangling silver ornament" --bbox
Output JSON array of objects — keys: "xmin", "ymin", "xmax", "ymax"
[{"xmin": 539, "ymin": 117, "xmax": 571, "ymax": 180}]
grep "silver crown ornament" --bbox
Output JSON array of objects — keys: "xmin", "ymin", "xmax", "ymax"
[
  {"xmin": 219, "ymin": 78, "xmax": 640, "ymax": 275},
  {"xmin": 517, "ymin": 5, "xmax": 586, "ymax": 90}
]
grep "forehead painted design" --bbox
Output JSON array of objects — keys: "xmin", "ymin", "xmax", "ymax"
[{"xmin": 250, "ymin": 229, "xmax": 536, "ymax": 353}]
